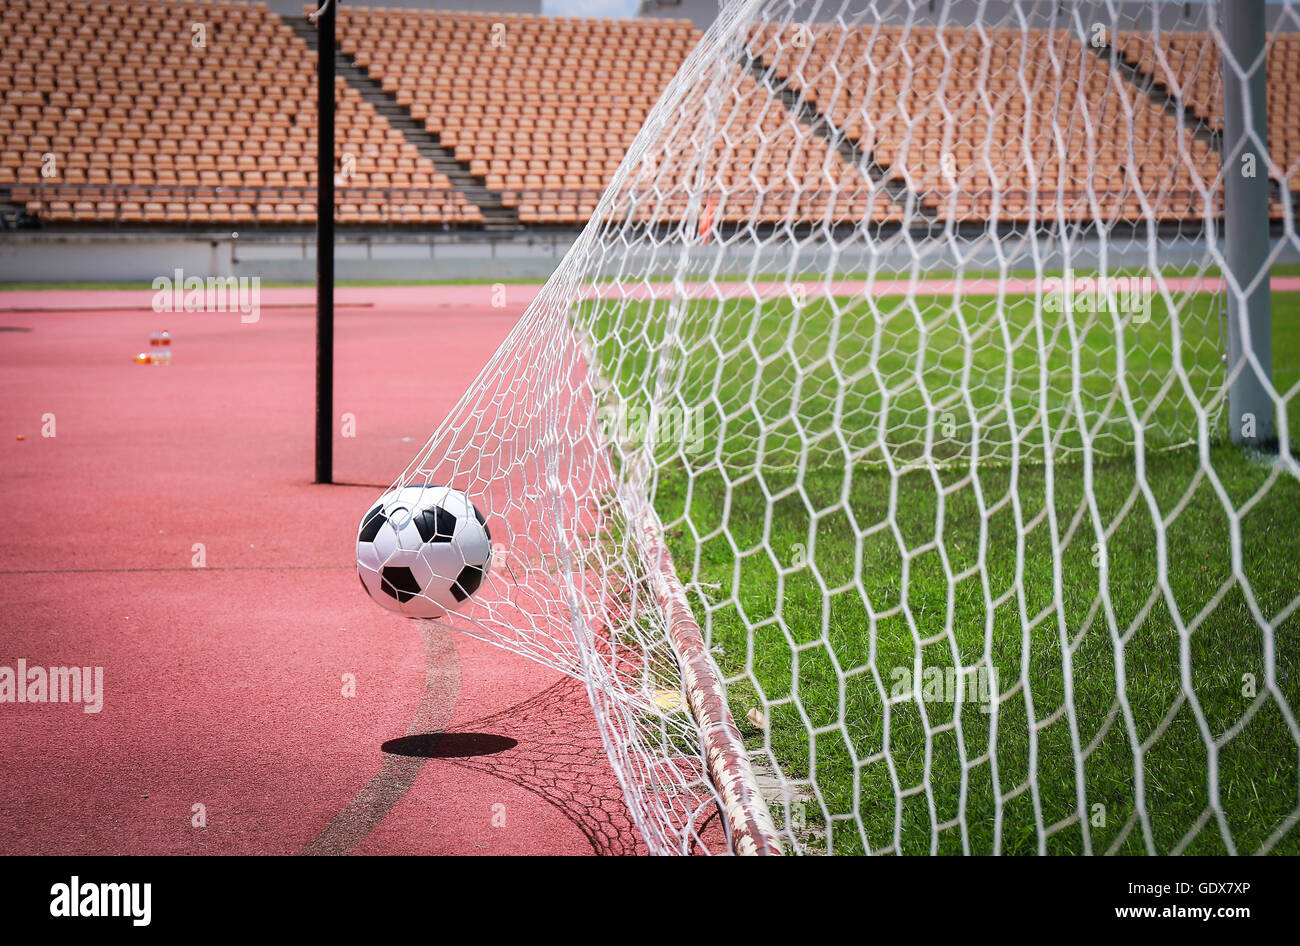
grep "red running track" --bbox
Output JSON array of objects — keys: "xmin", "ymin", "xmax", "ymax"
[{"xmin": 0, "ymin": 284, "xmax": 651, "ymax": 856}]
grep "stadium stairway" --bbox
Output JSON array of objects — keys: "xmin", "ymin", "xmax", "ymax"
[
  {"xmin": 0, "ymin": 187, "xmax": 27, "ymax": 230},
  {"xmin": 738, "ymin": 44, "xmax": 939, "ymax": 228},
  {"xmin": 281, "ymin": 14, "xmax": 523, "ymax": 232}
]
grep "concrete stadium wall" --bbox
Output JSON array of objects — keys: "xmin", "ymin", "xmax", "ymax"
[
  {"xmin": 615, "ymin": 231, "xmax": 1300, "ymax": 281},
  {"xmin": 4, "ymin": 230, "xmax": 1298, "ymax": 285},
  {"xmin": 0, "ymin": 232, "xmax": 578, "ymax": 283}
]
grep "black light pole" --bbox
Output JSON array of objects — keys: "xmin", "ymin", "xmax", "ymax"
[{"xmin": 312, "ymin": 0, "xmax": 336, "ymax": 484}]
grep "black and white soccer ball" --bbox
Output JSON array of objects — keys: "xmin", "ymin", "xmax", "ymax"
[{"xmin": 356, "ymin": 484, "xmax": 493, "ymax": 619}]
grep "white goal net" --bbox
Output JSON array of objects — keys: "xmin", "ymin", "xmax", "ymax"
[{"xmin": 387, "ymin": 0, "xmax": 1300, "ymax": 854}]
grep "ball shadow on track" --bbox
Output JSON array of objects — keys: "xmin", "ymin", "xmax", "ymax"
[{"xmin": 382, "ymin": 732, "xmax": 517, "ymax": 758}]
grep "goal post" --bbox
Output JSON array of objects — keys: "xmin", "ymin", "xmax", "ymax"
[
  {"xmin": 1222, "ymin": 0, "xmax": 1275, "ymax": 449},
  {"xmin": 379, "ymin": 0, "xmax": 1299, "ymax": 854},
  {"xmin": 638, "ymin": 511, "xmax": 782, "ymax": 854}
]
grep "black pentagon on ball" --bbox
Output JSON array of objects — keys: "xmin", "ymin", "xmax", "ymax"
[
  {"xmin": 358, "ymin": 504, "xmax": 387, "ymax": 543},
  {"xmin": 451, "ymin": 564, "xmax": 484, "ymax": 602},
  {"xmin": 413, "ymin": 505, "xmax": 459, "ymax": 543},
  {"xmin": 380, "ymin": 565, "xmax": 422, "ymax": 603},
  {"xmin": 473, "ymin": 505, "xmax": 491, "ymax": 542}
]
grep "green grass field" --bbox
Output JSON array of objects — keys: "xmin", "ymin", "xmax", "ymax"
[{"xmin": 589, "ymin": 283, "xmax": 1300, "ymax": 855}]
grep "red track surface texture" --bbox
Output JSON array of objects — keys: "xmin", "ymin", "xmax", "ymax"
[{"xmin": 0, "ymin": 284, "xmax": 648, "ymax": 856}]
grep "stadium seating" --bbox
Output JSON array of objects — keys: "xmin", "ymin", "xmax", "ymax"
[
  {"xmin": 1116, "ymin": 30, "xmax": 1300, "ymax": 199},
  {"xmin": 335, "ymin": 8, "xmax": 908, "ymax": 225},
  {"xmin": 0, "ymin": 0, "xmax": 1296, "ymax": 229},
  {"xmin": 748, "ymin": 23, "xmax": 1224, "ymax": 223},
  {"xmin": 0, "ymin": 0, "xmax": 481, "ymax": 224},
  {"xmin": 337, "ymin": 8, "xmax": 693, "ymax": 224}
]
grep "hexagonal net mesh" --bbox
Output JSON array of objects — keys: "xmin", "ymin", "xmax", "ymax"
[{"xmin": 380, "ymin": 0, "xmax": 1300, "ymax": 853}]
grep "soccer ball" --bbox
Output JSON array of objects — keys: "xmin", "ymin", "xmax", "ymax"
[{"xmin": 355, "ymin": 484, "xmax": 493, "ymax": 619}]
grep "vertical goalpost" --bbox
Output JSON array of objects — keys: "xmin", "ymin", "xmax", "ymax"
[{"xmin": 1223, "ymin": 0, "xmax": 1275, "ymax": 450}]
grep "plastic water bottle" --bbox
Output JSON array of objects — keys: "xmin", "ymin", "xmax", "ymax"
[
  {"xmin": 160, "ymin": 330, "xmax": 172, "ymax": 366},
  {"xmin": 149, "ymin": 331, "xmax": 161, "ymax": 365}
]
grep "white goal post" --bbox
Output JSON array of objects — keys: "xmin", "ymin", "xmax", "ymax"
[{"xmin": 385, "ymin": 0, "xmax": 1300, "ymax": 854}]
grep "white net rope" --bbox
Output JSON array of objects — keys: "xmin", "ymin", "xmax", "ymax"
[{"xmin": 385, "ymin": 0, "xmax": 1300, "ymax": 854}]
